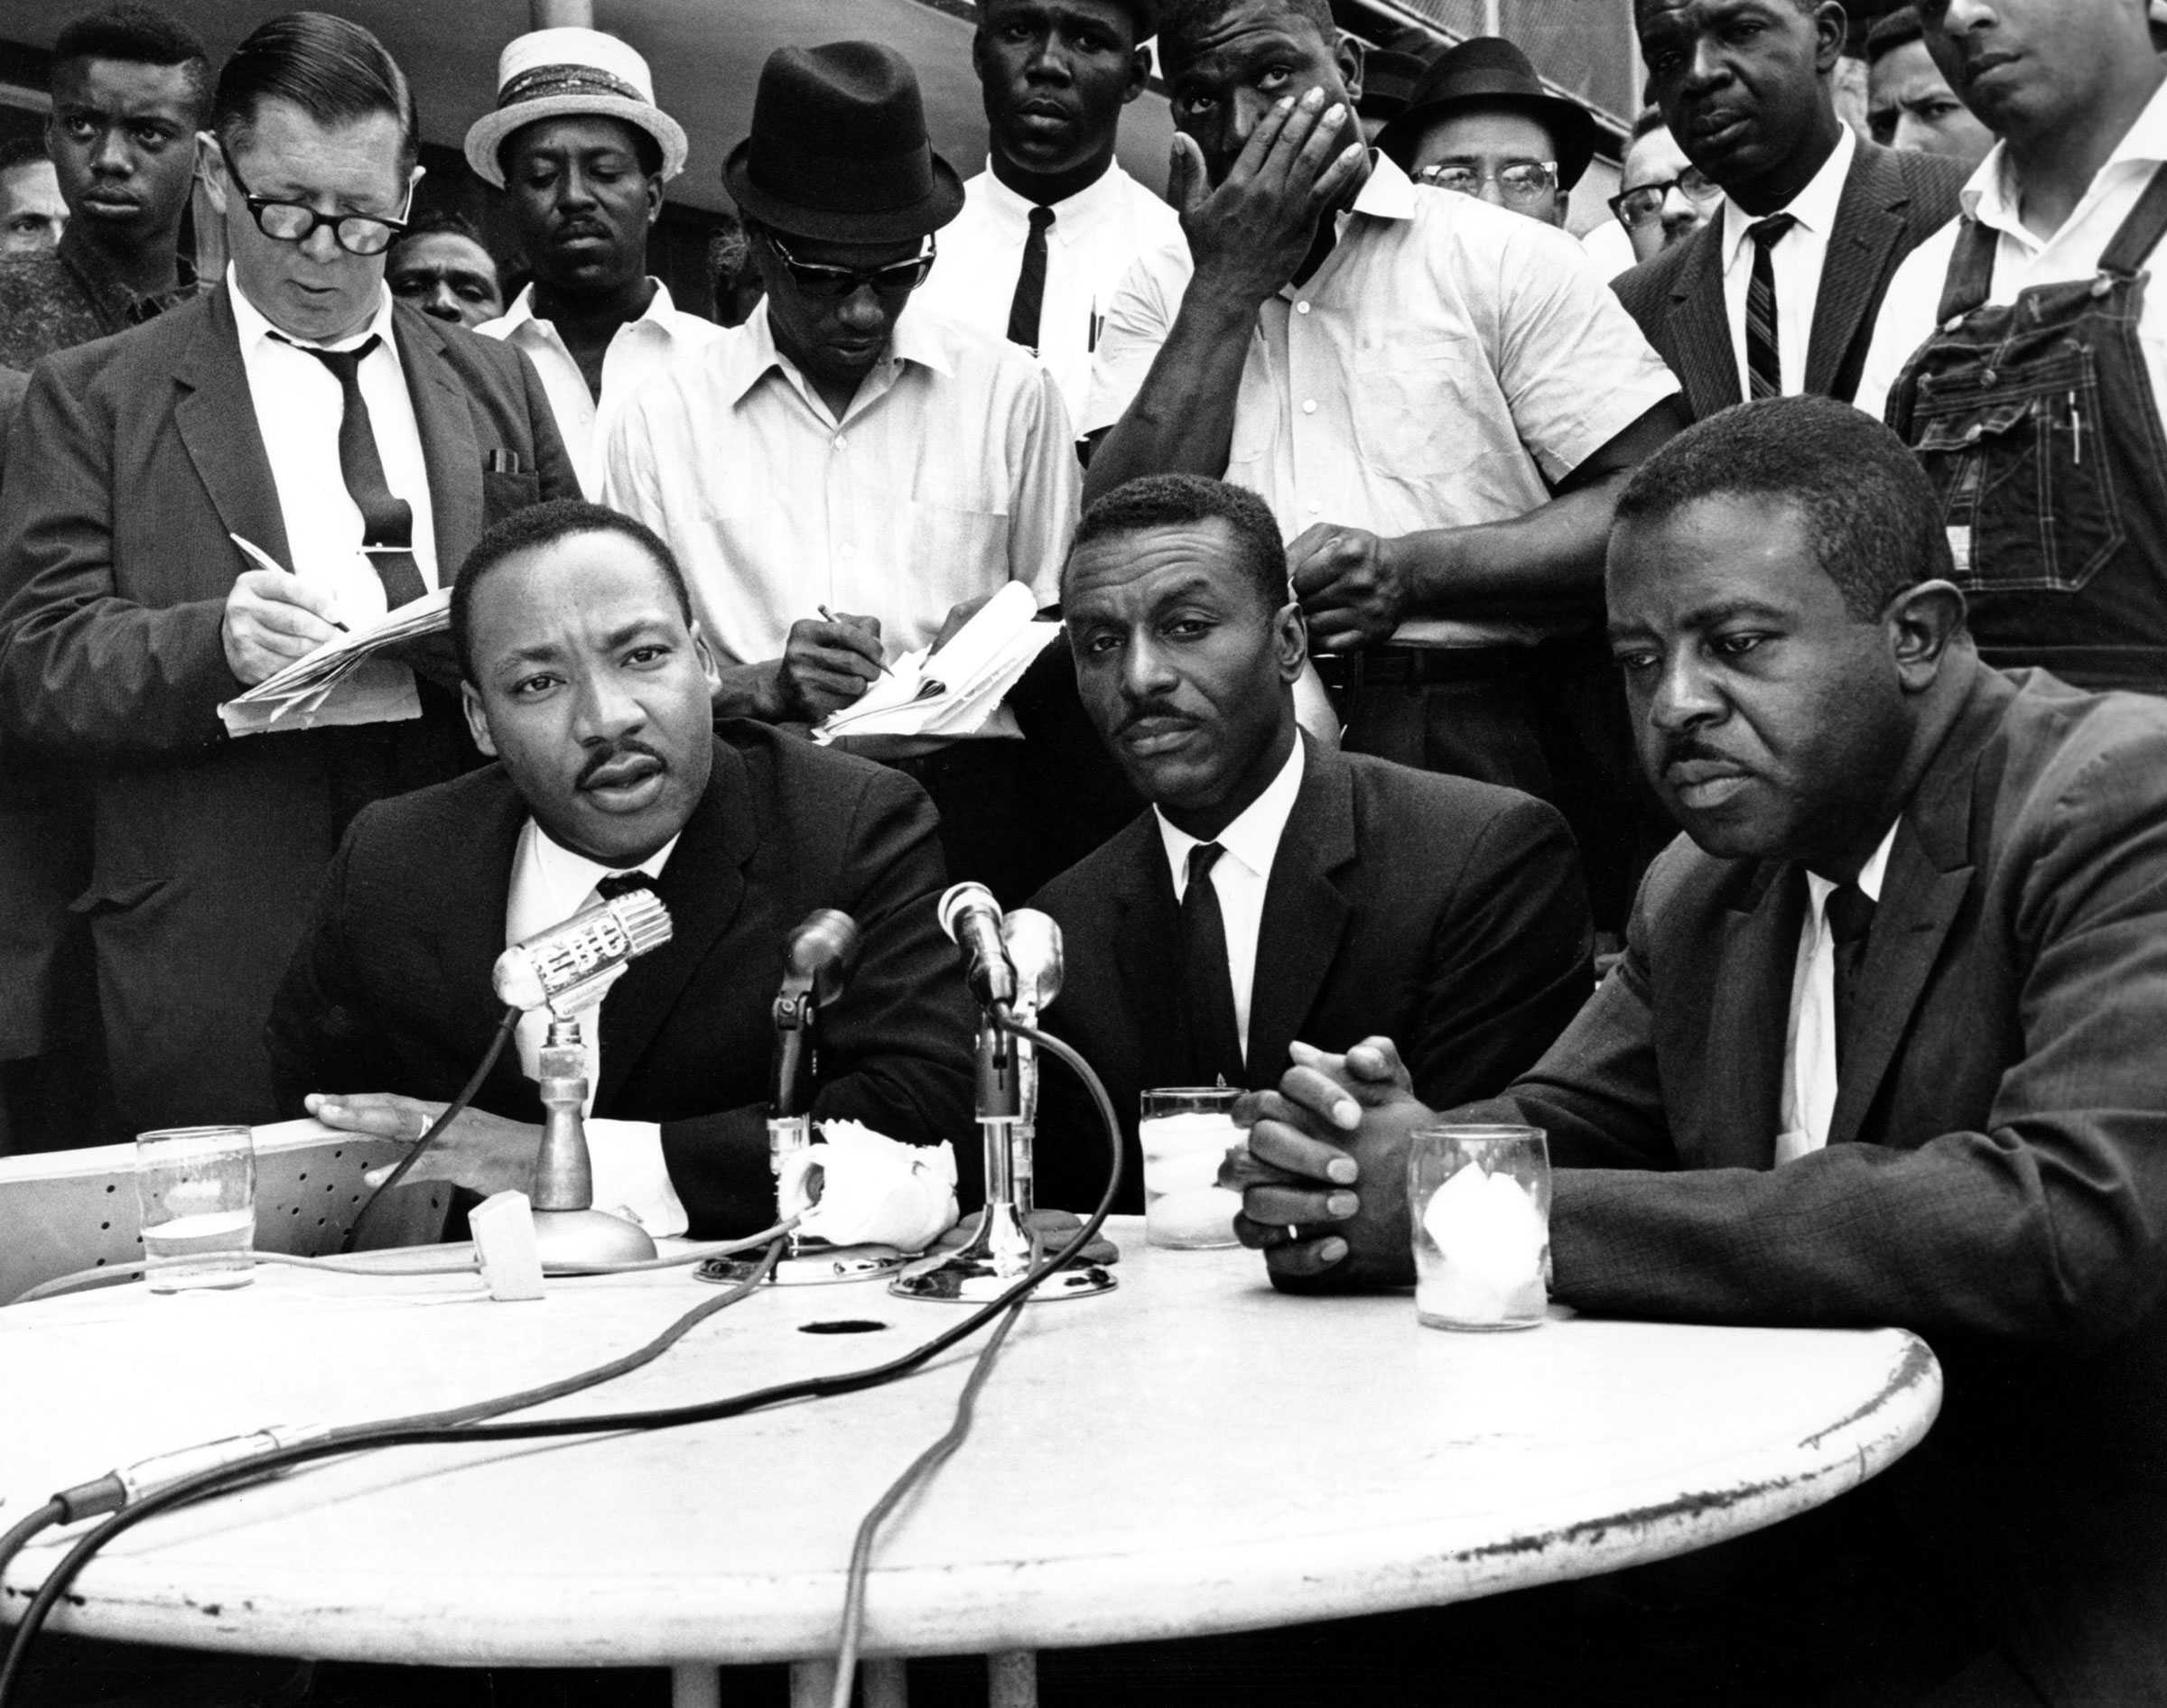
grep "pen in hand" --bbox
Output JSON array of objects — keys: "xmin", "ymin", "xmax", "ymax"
[
  {"xmin": 229, "ymin": 532, "xmax": 350, "ymax": 632},
  {"xmin": 818, "ymin": 604, "xmax": 893, "ymax": 676}
]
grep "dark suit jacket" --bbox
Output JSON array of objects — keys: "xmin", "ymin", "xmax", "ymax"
[
  {"xmin": 1456, "ymin": 666, "xmax": 2167, "ymax": 1703},
  {"xmin": 265, "ymin": 726, "xmax": 981, "ymax": 1238},
  {"xmin": 1612, "ymin": 141, "xmax": 1968, "ymax": 419},
  {"xmin": 1029, "ymin": 737, "xmax": 1593, "ymax": 1212},
  {"xmin": 0, "ymin": 285, "xmax": 577, "ymax": 1131}
]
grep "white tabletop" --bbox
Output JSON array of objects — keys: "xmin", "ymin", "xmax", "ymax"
[{"xmin": 0, "ymin": 1222, "xmax": 1940, "ymax": 1668}]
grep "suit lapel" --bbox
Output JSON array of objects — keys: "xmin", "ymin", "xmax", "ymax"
[
  {"xmin": 1245, "ymin": 739, "xmax": 1353, "ymax": 1086},
  {"xmin": 596, "ymin": 739, "xmax": 754, "ymax": 1105},
  {"xmin": 1697, "ymin": 864, "xmax": 1805, "ymax": 1169},
  {"xmin": 1669, "ymin": 225, "xmax": 1745, "ymax": 420},
  {"xmin": 172, "ymin": 286, "xmax": 292, "ymax": 572},
  {"xmin": 1805, "ymin": 144, "xmax": 1908, "ymax": 403},
  {"xmin": 395, "ymin": 303, "xmax": 484, "ymax": 579},
  {"xmin": 425, "ymin": 772, "xmax": 535, "ymax": 1107},
  {"xmin": 1108, "ymin": 815, "xmax": 1187, "ymax": 1092}
]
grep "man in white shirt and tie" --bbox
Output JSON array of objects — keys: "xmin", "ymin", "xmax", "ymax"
[
  {"xmin": 914, "ymin": 0, "xmax": 1180, "ymax": 429},
  {"xmin": 467, "ymin": 26, "xmax": 721, "ymax": 497},
  {"xmin": 0, "ymin": 13, "xmax": 576, "ymax": 1137}
]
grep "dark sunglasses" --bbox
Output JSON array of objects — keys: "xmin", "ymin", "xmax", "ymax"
[{"xmin": 761, "ymin": 228, "xmax": 936, "ymax": 300}]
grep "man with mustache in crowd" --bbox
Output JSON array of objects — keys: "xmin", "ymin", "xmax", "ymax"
[
  {"xmin": 1027, "ymin": 473, "xmax": 1591, "ymax": 1213},
  {"xmin": 1613, "ymin": 0, "xmax": 1967, "ymax": 422},
  {"xmin": 1232, "ymin": 396, "xmax": 2167, "ymax": 1705},
  {"xmin": 914, "ymin": 0, "xmax": 1178, "ymax": 430},
  {"xmin": 385, "ymin": 209, "xmax": 506, "ymax": 330},
  {"xmin": 467, "ymin": 28, "xmax": 718, "ymax": 498},
  {"xmin": 273, "ymin": 500, "xmax": 976, "ymax": 1240},
  {"xmin": 1858, "ymin": 0, "xmax": 2167, "ymax": 695},
  {"xmin": 0, "ymin": 13, "xmax": 577, "ymax": 1139},
  {"xmin": 1082, "ymin": 0, "xmax": 1684, "ymax": 935}
]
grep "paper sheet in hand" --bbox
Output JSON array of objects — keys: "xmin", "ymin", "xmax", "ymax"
[
  {"xmin": 219, "ymin": 584, "xmax": 451, "ymax": 738},
  {"xmin": 813, "ymin": 581, "xmax": 1060, "ymax": 745}
]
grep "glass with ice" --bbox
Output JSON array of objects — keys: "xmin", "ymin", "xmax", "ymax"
[
  {"xmin": 135, "ymin": 1126, "xmax": 256, "ymax": 1292},
  {"xmin": 1139, "ymin": 1087, "xmax": 1242, "ymax": 1249},
  {"xmin": 1407, "ymin": 1125, "xmax": 1550, "ymax": 1330}
]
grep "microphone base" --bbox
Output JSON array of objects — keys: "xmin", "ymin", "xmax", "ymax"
[
  {"xmin": 698, "ymin": 1244, "xmax": 909, "ymax": 1287},
  {"xmin": 533, "ymin": 1206, "xmax": 658, "ymax": 1273},
  {"xmin": 889, "ymin": 1249, "xmax": 1116, "ymax": 1304}
]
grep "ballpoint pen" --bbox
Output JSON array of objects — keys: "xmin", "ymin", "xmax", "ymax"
[
  {"xmin": 229, "ymin": 532, "xmax": 349, "ymax": 632},
  {"xmin": 818, "ymin": 603, "xmax": 894, "ymax": 675}
]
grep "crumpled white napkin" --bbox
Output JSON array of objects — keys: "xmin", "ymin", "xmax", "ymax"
[{"xmin": 777, "ymin": 1120, "xmax": 959, "ymax": 1253}]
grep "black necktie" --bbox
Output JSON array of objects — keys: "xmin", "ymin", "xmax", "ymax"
[
  {"xmin": 1005, "ymin": 205, "xmax": 1056, "ymax": 352},
  {"xmin": 1180, "ymin": 842, "xmax": 1245, "ymax": 1088},
  {"xmin": 595, "ymin": 871, "xmax": 653, "ymax": 902},
  {"xmin": 295, "ymin": 335, "xmax": 427, "ymax": 609},
  {"xmin": 1744, "ymin": 213, "xmax": 1796, "ymax": 402},
  {"xmin": 1825, "ymin": 882, "xmax": 1874, "ymax": 1071}
]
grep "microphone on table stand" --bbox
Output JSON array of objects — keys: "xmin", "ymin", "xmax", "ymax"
[
  {"xmin": 491, "ymin": 889, "xmax": 674, "ymax": 1272},
  {"xmin": 893, "ymin": 894, "xmax": 1114, "ymax": 1303}
]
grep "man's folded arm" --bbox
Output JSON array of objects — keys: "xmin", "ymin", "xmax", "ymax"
[{"xmin": 0, "ymin": 357, "xmax": 238, "ymax": 759}]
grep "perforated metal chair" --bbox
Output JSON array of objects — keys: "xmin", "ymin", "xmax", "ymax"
[{"xmin": 0, "ymin": 1119, "xmax": 451, "ymax": 1304}]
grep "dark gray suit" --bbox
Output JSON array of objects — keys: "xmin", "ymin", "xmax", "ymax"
[
  {"xmin": 0, "ymin": 285, "xmax": 578, "ymax": 1135},
  {"xmin": 1613, "ymin": 141, "xmax": 1967, "ymax": 419}
]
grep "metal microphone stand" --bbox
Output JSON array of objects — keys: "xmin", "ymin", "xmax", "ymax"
[{"xmin": 530, "ymin": 978, "xmax": 658, "ymax": 1272}]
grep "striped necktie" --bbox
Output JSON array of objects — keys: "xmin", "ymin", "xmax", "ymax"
[{"xmin": 1744, "ymin": 213, "xmax": 1797, "ymax": 401}]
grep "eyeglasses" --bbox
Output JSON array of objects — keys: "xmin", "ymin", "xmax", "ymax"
[
  {"xmin": 761, "ymin": 229, "xmax": 937, "ymax": 300},
  {"xmin": 1609, "ymin": 168, "xmax": 1722, "ymax": 230},
  {"xmin": 221, "ymin": 147, "xmax": 413, "ymax": 257},
  {"xmin": 1415, "ymin": 160, "xmax": 1558, "ymax": 204}
]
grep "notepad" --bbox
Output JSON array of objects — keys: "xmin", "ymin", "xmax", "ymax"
[
  {"xmin": 219, "ymin": 582, "xmax": 451, "ymax": 738},
  {"xmin": 813, "ymin": 581, "xmax": 1061, "ymax": 745}
]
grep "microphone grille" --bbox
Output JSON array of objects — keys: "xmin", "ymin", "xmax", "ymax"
[
  {"xmin": 609, "ymin": 889, "xmax": 674, "ymax": 959},
  {"xmin": 937, "ymin": 881, "xmax": 998, "ymax": 942}
]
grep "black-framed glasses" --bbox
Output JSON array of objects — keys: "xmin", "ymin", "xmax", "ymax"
[
  {"xmin": 761, "ymin": 228, "xmax": 936, "ymax": 300},
  {"xmin": 1415, "ymin": 160, "xmax": 1558, "ymax": 204},
  {"xmin": 1609, "ymin": 167, "xmax": 1722, "ymax": 230},
  {"xmin": 222, "ymin": 147, "xmax": 413, "ymax": 257}
]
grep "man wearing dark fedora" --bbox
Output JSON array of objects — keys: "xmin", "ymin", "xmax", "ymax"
[
  {"xmin": 466, "ymin": 25, "xmax": 719, "ymax": 496},
  {"xmin": 1377, "ymin": 35, "xmax": 1598, "ymax": 230},
  {"xmin": 603, "ymin": 40, "xmax": 1079, "ymax": 905}
]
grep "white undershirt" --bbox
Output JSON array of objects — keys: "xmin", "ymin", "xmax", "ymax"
[
  {"xmin": 1153, "ymin": 738, "xmax": 1307, "ymax": 1067},
  {"xmin": 504, "ymin": 820, "xmax": 687, "ymax": 1235},
  {"xmin": 1778, "ymin": 822, "xmax": 1897, "ymax": 1163}
]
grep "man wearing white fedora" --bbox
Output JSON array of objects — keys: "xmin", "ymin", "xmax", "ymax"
[{"xmin": 467, "ymin": 26, "xmax": 719, "ymax": 496}]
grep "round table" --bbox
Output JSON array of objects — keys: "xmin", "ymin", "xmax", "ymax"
[{"xmin": 0, "ymin": 1222, "xmax": 1940, "ymax": 1704}]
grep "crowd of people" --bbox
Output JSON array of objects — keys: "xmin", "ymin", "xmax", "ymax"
[{"xmin": 3, "ymin": 0, "xmax": 2167, "ymax": 1701}]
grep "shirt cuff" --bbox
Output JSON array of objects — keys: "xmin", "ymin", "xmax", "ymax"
[{"xmin": 581, "ymin": 1119, "xmax": 689, "ymax": 1239}]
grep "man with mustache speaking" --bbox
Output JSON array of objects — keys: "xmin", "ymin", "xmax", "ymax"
[
  {"xmin": 268, "ymin": 499, "xmax": 977, "ymax": 1239},
  {"xmin": 1613, "ymin": 0, "xmax": 1967, "ymax": 422},
  {"xmin": 1232, "ymin": 397, "xmax": 2167, "ymax": 1703}
]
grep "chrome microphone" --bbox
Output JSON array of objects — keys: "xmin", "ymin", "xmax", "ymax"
[
  {"xmin": 938, "ymin": 881, "xmax": 1016, "ymax": 1009},
  {"xmin": 1000, "ymin": 909, "xmax": 1064, "ymax": 1022},
  {"xmin": 492, "ymin": 889, "xmax": 673, "ymax": 1016},
  {"xmin": 771, "ymin": 909, "xmax": 861, "ymax": 1122}
]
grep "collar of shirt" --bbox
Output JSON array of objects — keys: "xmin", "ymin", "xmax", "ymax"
[
  {"xmin": 717, "ymin": 296, "xmax": 959, "ymax": 416},
  {"xmin": 1965, "ymin": 74, "xmax": 2167, "ymax": 249},
  {"xmin": 57, "ymin": 224, "xmax": 195, "ymax": 330},
  {"xmin": 1284, "ymin": 151, "xmax": 1414, "ymax": 303},
  {"xmin": 1154, "ymin": 737, "xmax": 1307, "ymax": 900},
  {"xmin": 512, "ymin": 819, "xmax": 681, "ymax": 943},
  {"xmin": 227, "ymin": 260, "xmax": 402, "ymax": 361},
  {"xmin": 1801, "ymin": 818, "xmax": 1898, "ymax": 922},
  {"xmin": 487, "ymin": 277, "xmax": 696, "ymax": 347},
  {"xmin": 1721, "ymin": 121, "xmax": 1855, "ymax": 271},
  {"xmin": 972, "ymin": 155, "xmax": 1143, "ymax": 249}
]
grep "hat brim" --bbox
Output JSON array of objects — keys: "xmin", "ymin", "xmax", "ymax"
[
  {"xmin": 1378, "ymin": 92, "xmax": 1600, "ymax": 190},
  {"xmin": 721, "ymin": 139, "xmax": 965, "ymax": 244},
  {"xmin": 464, "ymin": 96, "xmax": 689, "ymax": 188}
]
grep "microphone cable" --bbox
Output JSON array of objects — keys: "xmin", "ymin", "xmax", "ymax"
[
  {"xmin": 0, "ymin": 1017, "xmax": 1122, "ymax": 1708},
  {"xmin": 339, "ymin": 1003, "xmax": 519, "ymax": 1253}
]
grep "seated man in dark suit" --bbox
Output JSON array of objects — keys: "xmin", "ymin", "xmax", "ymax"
[
  {"xmin": 1236, "ymin": 397, "xmax": 2167, "ymax": 1704},
  {"xmin": 1029, "ymin": 474, "xmax": 1593, "ymax": 1213},
  {"xmin": 267, "ymin": 501, "xmax": 978, "ymax": 1238}
]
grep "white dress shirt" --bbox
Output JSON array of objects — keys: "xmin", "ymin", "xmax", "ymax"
[
  {"xmin": 1856, "ymin": 77, "xmax": 2167, "ymax": 423},
  {"xmin": 1153, "ymin": 738, "xmax": 1307, "ymax": 1064},
  {"xmin": 1718, "ymin": 122, "xmax": 1855, "ymax": 399},
  {"xmin": 479, "ymin": 280, "xmax": 721, "ymax": 497},
  {"xmin": 1777, "ymin": 822, "xmax": 1897, "ymax": 1164},
  {"xmin": 914, "ymin": 157, "xmax": 1182, "ymax": 427},
  {"xmin": 505, "ymin": 819, "xmax": 688, "ymax": 1236},
  {"xmin": 1086, "ymin": 154, "xmax": 1679, "ymax": 648},
  {"xmin": 602, "ymin": 300, "xmax": 1076, "ymax": 739},
  {"xmin": 228, "ymin": 265, "xmax": 438, "ymax": 627}
]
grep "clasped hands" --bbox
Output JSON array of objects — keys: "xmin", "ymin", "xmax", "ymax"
[{"xmin": 1216, "ymin": 1036, "xmax": 1438, "ymax": 1288}]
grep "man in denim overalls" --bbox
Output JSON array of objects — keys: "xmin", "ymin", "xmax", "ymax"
[{"xmin": 1859, "ymin": 0, "xmax": 2167, "ymax": 692}]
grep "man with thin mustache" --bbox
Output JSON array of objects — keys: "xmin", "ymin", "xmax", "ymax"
[
  {"xmin": 1232, "ymin": 396, "xmax": 2167, "ymax": 1703},
  {"xmin": 467, "ymin": 25, "xmax": 719, "ymax": 496},
  {"xmin": 1614, "ymin": 0, "xmax": 1967, "ymax": 422}
]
